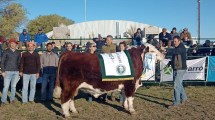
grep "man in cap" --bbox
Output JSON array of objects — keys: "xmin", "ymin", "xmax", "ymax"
[
  {"xmin": 180, "ymin": 28, "xmax": 193, "ymax": 46},
  {"xmin": 19, "ymin": 29, "xmax": 31, "ymax": 50},
  {"xmin": 1, "ymin": 38, "xmax": 21, "ymax": 106},
  {"xmin": 34, "ymin": 27, "xmax": 48, "ymax": 50},
  {"xmin": 19, "ymin": 41, "xmax": 41, "ymax": 104}
]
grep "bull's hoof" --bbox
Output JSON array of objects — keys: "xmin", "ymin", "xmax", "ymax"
[
  {"xmin": 72, "ymin": 110, "xmax": 78, "ymax": 114},
  {"xmin": 63, "ymin": 114, "xmax": 70, "ymax": 118},
  {"xmin": 122, "ymin": 105, "xmax": 129, "ymax": 111},
  {"xmin": 129, "ymin": 111, "xmax": 138, "ymax": 115},
  {"xmin": 124, "ymin": 107, "xmax": 129, "ymax": 111}
]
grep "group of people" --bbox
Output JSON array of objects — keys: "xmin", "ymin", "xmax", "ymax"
[
  {"xmin": 132, "ymin": 27, "xmax": 194, "ymax": 56},
  {"xmin": 144, "ymin": 27, "xmax": 215, "ymax": 59},
  {"xmin": 188, "ymin": 39, "xmax": 215, "ymax": 57},
  {"xmin": 2, "ymin": 26, "xmax": 211, "ymax": 109},
  {"xmin": 158, "ymin": 27, "xmax": 193, "ymax": 48},
  {"xmin": 0, "ymin": 28, "xmax": 48, "ymax": 57},
  {"xmin": 1, "ymin": 39, "xmax": 58, "ymax": 105},
  {"xmin": 0, "ymin": 34, "xmax": 129, "ymax": 106},
  {"xmin": 19, "ymin": 27, "xmax": 49, "ymax": 50}
]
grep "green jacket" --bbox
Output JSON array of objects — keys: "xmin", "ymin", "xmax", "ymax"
[{"xmin": 101, "ymin": 43, "xmax": 116, "ymax": 53}]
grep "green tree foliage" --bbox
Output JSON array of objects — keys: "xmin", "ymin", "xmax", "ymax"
[
  {"xmin": 27, "ymin": 14, "xmax": 74, "ymax": 36},
  {"xmin": 0, "ymin": 3, "xmax": 26, "ymax": 38}
]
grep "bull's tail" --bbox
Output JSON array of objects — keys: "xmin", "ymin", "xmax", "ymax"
[{"xmin": 53, "ymin": 54, "xmax": 64, "ymax": 98}]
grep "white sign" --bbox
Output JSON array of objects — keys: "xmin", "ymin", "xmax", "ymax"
[
  {"xmin": 141, "ymin": 53, "xmax": 156, "ymax": 81},
  {"xmin": 101, "ymin": 52, "xmax": 131, "ymax": 76},
  {"xmin": 160, "ymin": 57, "xmax": 206, "ymax": 82},
  {"xmin": 160, "ymin": 59, "xmax": 173, "ymax": 82}
]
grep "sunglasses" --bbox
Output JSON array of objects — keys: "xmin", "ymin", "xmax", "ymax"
[{"xmin": 91, "ymin": 46, "xmax": 96, "ymax": 47}]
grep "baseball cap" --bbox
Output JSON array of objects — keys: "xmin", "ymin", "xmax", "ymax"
[
  {"xmin": 9, "ymin": 38, "xmax": 18, "ymax": 44},
  {"xmin": 23, "ymin": 29, "xmax": 27, "ymax": 32},
  {"xmin": 183, "ymin": 28, "xmax": 188, "ymax": 31}
]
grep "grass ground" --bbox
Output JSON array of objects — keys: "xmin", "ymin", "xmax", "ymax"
[{"xmin": 0, "ymin": 85, "xmax": 215, "ymax": 120}]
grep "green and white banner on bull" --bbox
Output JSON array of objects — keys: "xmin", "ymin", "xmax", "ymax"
[
  {"xmin": 141, "ymin": 53, "xmax": 156, "ymax": 81},
  {"xmin": 160, "ymin": 57, "xmax": 206, "ymax": 82},
  {"xmin": 98, "ymin": 51, "xmax": 134, "ymax": 81}
]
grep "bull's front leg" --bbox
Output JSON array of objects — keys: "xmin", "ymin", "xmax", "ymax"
[
  {"xmin": 127, "ymin": 96, "xmax": 137, "ymax": 115},
  {"xmin": 62, "ymin": 100, "xmax": 71, "ymax": 117},
  {"xmin": 69, "ymin": 98, "xmax": 78, "ymax": 113},
  {"xmin": 122, "ymin": 87, "xmax": 137, "ymax": 114}
]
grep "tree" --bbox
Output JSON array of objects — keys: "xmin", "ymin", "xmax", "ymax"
[
  {"xmin": 0, "ymin": 3, "xmax": 27, "ymax": 38},
  {"xmin": 27, "ymin": 14, "xmax": 74, "ymax": 36}
]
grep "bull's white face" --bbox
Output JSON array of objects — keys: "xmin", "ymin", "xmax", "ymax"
[{"xmin": 143, "ymin": 43, "xmax": 164, "ymax": 61}]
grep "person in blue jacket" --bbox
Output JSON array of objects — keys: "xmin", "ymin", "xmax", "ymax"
[
  {"xmin": 19, "ymin": 29, "xmax": 31, "ymax": 49},
  {"xmin": 34, "ymin": 27, "xmax": 48, "ymax": 50}
]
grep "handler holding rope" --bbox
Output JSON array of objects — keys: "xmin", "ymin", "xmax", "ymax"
[{"xmin": 168, "ymin": 36, "xmax": 188, "ymax": 108}]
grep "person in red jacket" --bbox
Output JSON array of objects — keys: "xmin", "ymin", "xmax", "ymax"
[{"xmin": 19, "ymin": 42, "xmax": 41, "ymax": 104}]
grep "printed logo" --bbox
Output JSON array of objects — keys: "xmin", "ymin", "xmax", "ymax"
[
  {"xmin": 116, "ymin": 64, "xmax": 126, "ymax": 75},
  {"xmin": 164, "ymin": 66, "xmax": 173, "ymax": 75}
]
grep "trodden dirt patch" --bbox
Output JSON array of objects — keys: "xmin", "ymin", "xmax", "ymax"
[{"xmin": 0, "ymin": 86, "xmax": 215, "ymax": 120}]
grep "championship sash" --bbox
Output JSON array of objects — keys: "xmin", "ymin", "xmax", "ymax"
[{"xmin": 98, "ymin": 50, "xmax": 134, "ymax": 81}]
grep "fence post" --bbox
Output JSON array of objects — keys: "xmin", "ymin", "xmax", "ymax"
[{"xmin": 80, "ymin": 36, "xmax": 82, "ymax": 46}]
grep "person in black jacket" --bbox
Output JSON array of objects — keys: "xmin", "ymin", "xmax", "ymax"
[
  {"xmin": 198, "ymin": 40, "xmax": 211, "ymax": 56},
  {"xmin": 133, "ymin": 28, "xmax": 144, "ymax": 46},
  {"xmin": 93, "ymin": 34, "xmax": 105, "ymax": 52},
  {"xmin": 168, "ymin": 36, "xmax": 188, "ymax": 108},
  {"xmin": 159, "ymin": 28, "xmax": 171, "ymax": 48}
]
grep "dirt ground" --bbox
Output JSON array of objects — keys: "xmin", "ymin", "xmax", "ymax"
[{"xmin": 0, "ymin": 85, "xmax": 215, "ymax": 120}]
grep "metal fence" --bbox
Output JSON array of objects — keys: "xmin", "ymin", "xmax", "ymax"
[{"xmin": 17, "ymin": 38, "xmax": 215, "ymax": 85}]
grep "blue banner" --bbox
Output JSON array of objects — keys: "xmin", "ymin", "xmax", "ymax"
[{"xmin": 207, "ymin": 56, "xmax": 215, "ymax": 82}]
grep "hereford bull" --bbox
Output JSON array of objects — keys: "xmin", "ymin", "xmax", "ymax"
[{"xmin": 53, "ymin": 46, "xmax": 149, "ymax": 117}]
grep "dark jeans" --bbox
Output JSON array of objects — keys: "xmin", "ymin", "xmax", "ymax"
[
  {"xmin": 41, "ymin": 73, "xmax": 56, "ymax": 100},
  {"xmin": 133, "ymin": 40, "xmax": 143, "ymax": 46}
]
